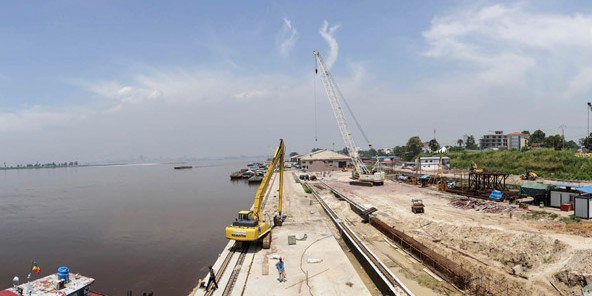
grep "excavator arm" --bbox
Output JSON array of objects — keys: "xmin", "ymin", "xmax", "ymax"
[
  {"xmin": 251, "ymin": 139, "xmax": 284, "ymax": 222},
  {"xmin": 225, "ymin": 139, "xmax": 285, "ymax": 246}
]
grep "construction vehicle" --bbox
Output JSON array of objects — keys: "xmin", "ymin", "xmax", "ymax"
[
  {"xmin": 313, "ymin": 50, "xmax": 385, "ymax": 186},
  {"xmin": 469, "ymin": 161, "xmax": 483, "ymax": 173},
  {"xmin": 520, "ymin": 169, "xmax": 537, "ymax": 181},
  {"xmin": 225, "ymin": 139, "xmax": 285, "ymax": 249},
  {"xmin": 411, "ymin": 199, "xmax": 425, "ymax": 213}
]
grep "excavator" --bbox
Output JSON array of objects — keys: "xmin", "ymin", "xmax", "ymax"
[
  {"xmin": 225, "ymin": 139, "xmax": 284, "ymax": 249},
  {"xmin": 520, "ymin": 169, "xmax": 538, "ymax": 181},
  {"xmin": 469, "ymin": 161, "xmax": 483, "ymax": 173}
]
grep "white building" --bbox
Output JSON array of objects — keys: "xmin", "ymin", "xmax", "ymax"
[
  {"xmin": 417, "ymin": 156, "xmax": 450, "ymax": 171},
  {"xmin": 296, "ymin": 150, "xmax": 352, "ymax": 171},
  {"xmin": 480, "ymin": 131, "xmax": 529, "ymax": 150}
]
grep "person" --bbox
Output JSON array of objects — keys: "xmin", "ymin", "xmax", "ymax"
[
  {"xmin": 275, "ymin": 257, "xmax": 286, "ymax": 282},
  {"xmin": 206, "ymin": 265, "xmax": 219, "ymax": 291}
]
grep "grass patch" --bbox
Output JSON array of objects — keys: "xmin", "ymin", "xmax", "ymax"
[
  {"xmin": 438, "ymin": 149, "xmax": 592, "ymax": 180},
  {"xmin": 301, "ymin": 184, "xmax": 312, "ymax": 194},
  {"xmin": 527, "ymin": 210, "xmax": 558, "ymax": 220},
  {"xmin": 559, "ymin": 215, "xmax": 582, "ymax": 224}
]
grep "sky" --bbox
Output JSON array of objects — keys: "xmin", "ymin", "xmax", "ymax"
[{"xmin": 2, "ymin": 0, "xmax": 592, "ymax": 164}]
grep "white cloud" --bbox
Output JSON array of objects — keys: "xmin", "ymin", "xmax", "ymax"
[
  {"xmin": 423, "ymin": 3, "xmax": 592, "ymax": 89},
  {"xmin": 278, "ymin": 17, "xmax": 298, "ymax": 56},
  {"xmin": 0, "ymin": 105, "xmax": 86, "ymax": 133},
  {"xmin": 319, "ymin": 20, "xmax": 341, "ymax": 69}
]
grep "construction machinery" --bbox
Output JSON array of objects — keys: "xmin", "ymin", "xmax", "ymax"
[
  {"xmin": 411, "ymin": 199, "xmax": 425, "ymax": 214},
  {"xmin": 313, "ymin": 50, "xmax": 385, "ymax": 186},
  {"xmin": 225, "ymin": 139, "xmax": 285, "ymax": 249},
  {"xmin": 469, "ymin": 161, "xmax": 483, "ymax": 173},
  {"xmin": 520, "ymin": 169, "xmax": 538, "ymax": 181}
]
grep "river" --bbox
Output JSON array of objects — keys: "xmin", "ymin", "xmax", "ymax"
[{"xmin": 0, "ymin": 160, "xmax": 258, "ymax": 295}]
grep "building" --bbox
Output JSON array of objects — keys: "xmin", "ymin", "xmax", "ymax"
[
  {"xmin": 417, "ymin": 156, "xmax": 450, "ymax": 171},
  {"xmin": 480, "ymin": 131, "xmax": 529, "ymax": 150},
  {"xmin": 295, "ymin": 150, "xmax": 352, "ymax": 171}
]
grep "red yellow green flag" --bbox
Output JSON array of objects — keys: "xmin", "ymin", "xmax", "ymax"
[{"xmin": 32, "ymin": 262, "xmax": 40, "ymax": 274}]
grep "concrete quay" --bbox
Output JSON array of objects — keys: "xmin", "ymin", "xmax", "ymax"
[{"xmin": 189, "ymin": 172, "xmax": 374, "ymax": 296}]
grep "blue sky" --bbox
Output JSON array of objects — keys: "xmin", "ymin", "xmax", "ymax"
[{"xmin": 2, "ymin": 1, "xmax": 592, "ymax": 163}]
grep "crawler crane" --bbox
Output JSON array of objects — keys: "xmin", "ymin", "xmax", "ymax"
[
  {"xmin": 313, "ymin": 51, "xmax": 385, "ymax": 185},
  {"xmin": 225, "ymin": 139, "xmax": 284, "ymax": 249}
]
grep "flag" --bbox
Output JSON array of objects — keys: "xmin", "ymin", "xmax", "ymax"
[{"xmin": 32, "ymin": 262, "xmax": 40, "ymax": 274}]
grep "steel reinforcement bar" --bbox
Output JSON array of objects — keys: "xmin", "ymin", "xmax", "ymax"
[
  {"xmin": 369, "ymin": 217, "xmax": 471, "ymax": 289},
  {"xmin": 302, "ymin": 182, "xmax": 413, "ymax": 296},
  {"xmin": 321, "ymin": 181, "xmax": 471, "ymax": 290}
]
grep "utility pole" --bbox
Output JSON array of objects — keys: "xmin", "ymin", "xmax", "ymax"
[
  {"xmin": 559, "ymin": 124, "xmax": 567, "ymax": 150},
  {"xmin": 586, "ymin": 102, "xmax": 592, "ymax": 138}
]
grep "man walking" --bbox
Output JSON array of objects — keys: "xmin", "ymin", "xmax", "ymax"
[
  {"xmin": 275, "ymin": 257, "xmax": 286, "ymax": 282},
  {"xmin": 206, "ymin": 265, "xmax": 219, "ymax": 291}
]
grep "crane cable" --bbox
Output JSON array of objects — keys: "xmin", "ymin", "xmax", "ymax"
[
  {"xmin": 331, "ymin": 72, "xmax": 372, "ymax": 149},
  {"xmin": 314, "ymin": 58, "xmax": 318, "ymax": 143}
]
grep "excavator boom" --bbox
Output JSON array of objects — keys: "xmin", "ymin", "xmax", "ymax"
[{"xmin": 225, "ymin": 139, "xmax": 285, "ymax": 247}]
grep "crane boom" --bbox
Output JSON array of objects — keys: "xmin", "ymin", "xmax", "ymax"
[{"xmin": 313, "ymin": 51, "xmax": 384, "ymax": 185}]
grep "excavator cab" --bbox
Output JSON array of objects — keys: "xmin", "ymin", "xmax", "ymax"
[{"xmin": 233, "ymin": 210, "xmax": 258, "ymax": 227}]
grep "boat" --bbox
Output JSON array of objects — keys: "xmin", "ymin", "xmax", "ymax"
[
  {"xmin": 247, "ymin": 175, "xmax": 263, "ymax": 183},
  {"xmin": 230, "ymin": 171, "xmax": 243, "ymax": 179},
  {"xmin": 1, "ymin": 266, "xmax": 104, "ymax": 296},
  {"xmin": 174, "ymin": 165, "xmax": 192, "ymax": 170}
]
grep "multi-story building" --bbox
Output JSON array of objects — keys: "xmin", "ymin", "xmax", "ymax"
[{"xmin": 479, "ymin": 131, "xmax": 529, "ymax": 150}]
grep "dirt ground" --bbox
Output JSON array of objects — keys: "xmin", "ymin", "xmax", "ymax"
[{"xmin": 312, "ymin": 170, "xmax": 592, "ymax": 296}]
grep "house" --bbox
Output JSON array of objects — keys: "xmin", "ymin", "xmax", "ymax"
[
  {"xmin": 295, "ymin": 150, "xmax": 352, "ymax": 171},
  {"xmin": 416, "ymin": 156, "xmax": 450, "ymax": 171},
  {"xmin": 480, "ymin": 131, "xmax": 529, "ymax": 150}
]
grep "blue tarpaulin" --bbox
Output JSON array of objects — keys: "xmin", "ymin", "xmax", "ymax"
[
  {"xmin": 489, "ymin": 190, "xmax": 503, "ymax": 200},
  {"xmin": 419, "ymin": 174, "xmax": 431, "ymax": 179},
  {"xmin": 577, "ymin": 186, "xmax": 592, "ymax": 194}
]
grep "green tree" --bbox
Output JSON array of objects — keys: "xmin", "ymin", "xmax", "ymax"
[
  {"xmin": 530, "ymin": 129, "xmax": 546, "ymax": 144},
  {"xmin": 392, "ymin": 146, "xmax": 406, "ymax": 158},
  {"xmin": 339, "ymin": 147, "xmax": 349, "ymax": 155},
  {"xmin": 457, "ymin": 139, "xmax": 464, "ymax": 147},
  {"xmin": 544, "ymin": 134, "xmax": 564, "ymax": 150},
  {"xmin": 311, "ymin": 148, "xmax": 322, "ymax": 152},
  {"xmin": 289, "ymin": 152, "xmax": 299, "ymax": 157},
  {"xmin": 405, "ymin": 136, "xmax": 423, "ymax": 161},
  {"xmin": 428, "ymin": 139, "xmax": 440, "ymax": 152},
  {"xmin": 368, "ymin": 148, "xmax": 378, "ymax": 157},
  {"xmin": 580, "ymin": 135, "xmax": 592, "ymax": 151},
  {"xmin": 566, "ymin": 140, "xmax": 579, "ymax": 150},
  {"xmin": 465, "ymin": 135, "xmax": 479, "ymax": 150}
]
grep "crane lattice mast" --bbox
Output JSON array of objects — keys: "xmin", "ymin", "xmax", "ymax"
[{"xmin": 313, "ymin": 51, "xmax": 369, "ymax": 175}]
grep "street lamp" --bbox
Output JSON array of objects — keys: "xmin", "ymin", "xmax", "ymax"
[{"xmin": 588, "ymin": 102, "xmax": 592, "ymax": 136}]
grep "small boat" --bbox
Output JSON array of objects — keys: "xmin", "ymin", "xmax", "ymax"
[
  {"xmin": 2, "ymin": 266, "xmax": 105, "ymax": 296},
  {"xmin": 230, "ymin": 171, "xmax": 243, "ymax": 179},
  {"xmin": 174, "ymin": 166, "xmax": 192, "ymax": 170},
  {"xmin": 248, "ymin": 175, "xmax": 263, "ymax": 183}
]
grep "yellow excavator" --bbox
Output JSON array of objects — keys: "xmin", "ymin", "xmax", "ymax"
[
  {"xmin": 225, "ymin": 139, "xmax": 284, "ymax": 249},
  {"xmin": 469, "ymin": 161, "xmax": 483, "ymax": 173},
  {"xmin": 520, "ymin": 169, "xmax": 537, "ymax": 181}
]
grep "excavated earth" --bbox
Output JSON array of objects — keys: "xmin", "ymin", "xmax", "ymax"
[{"xmin": 315, "ymin": 171, "xmax": 592, "ymax": 296}]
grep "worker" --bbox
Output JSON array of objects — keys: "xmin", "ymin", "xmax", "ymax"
[
  {"xmin": 206, "ymin": 265, "xmax": 218, "ymax": 291},
  {"xmin": 276, "ymin": 257, "xmax": 286, "ymax": 282}
]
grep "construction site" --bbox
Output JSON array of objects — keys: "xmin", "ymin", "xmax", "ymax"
[{"xmin": 190, "ymin": 51, "xmax": 592, "ymax": 295}]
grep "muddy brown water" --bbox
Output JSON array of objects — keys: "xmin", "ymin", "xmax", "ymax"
[{"xmin": 0, "ymin": 160, "xmax": 258, "ymax": 295}]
